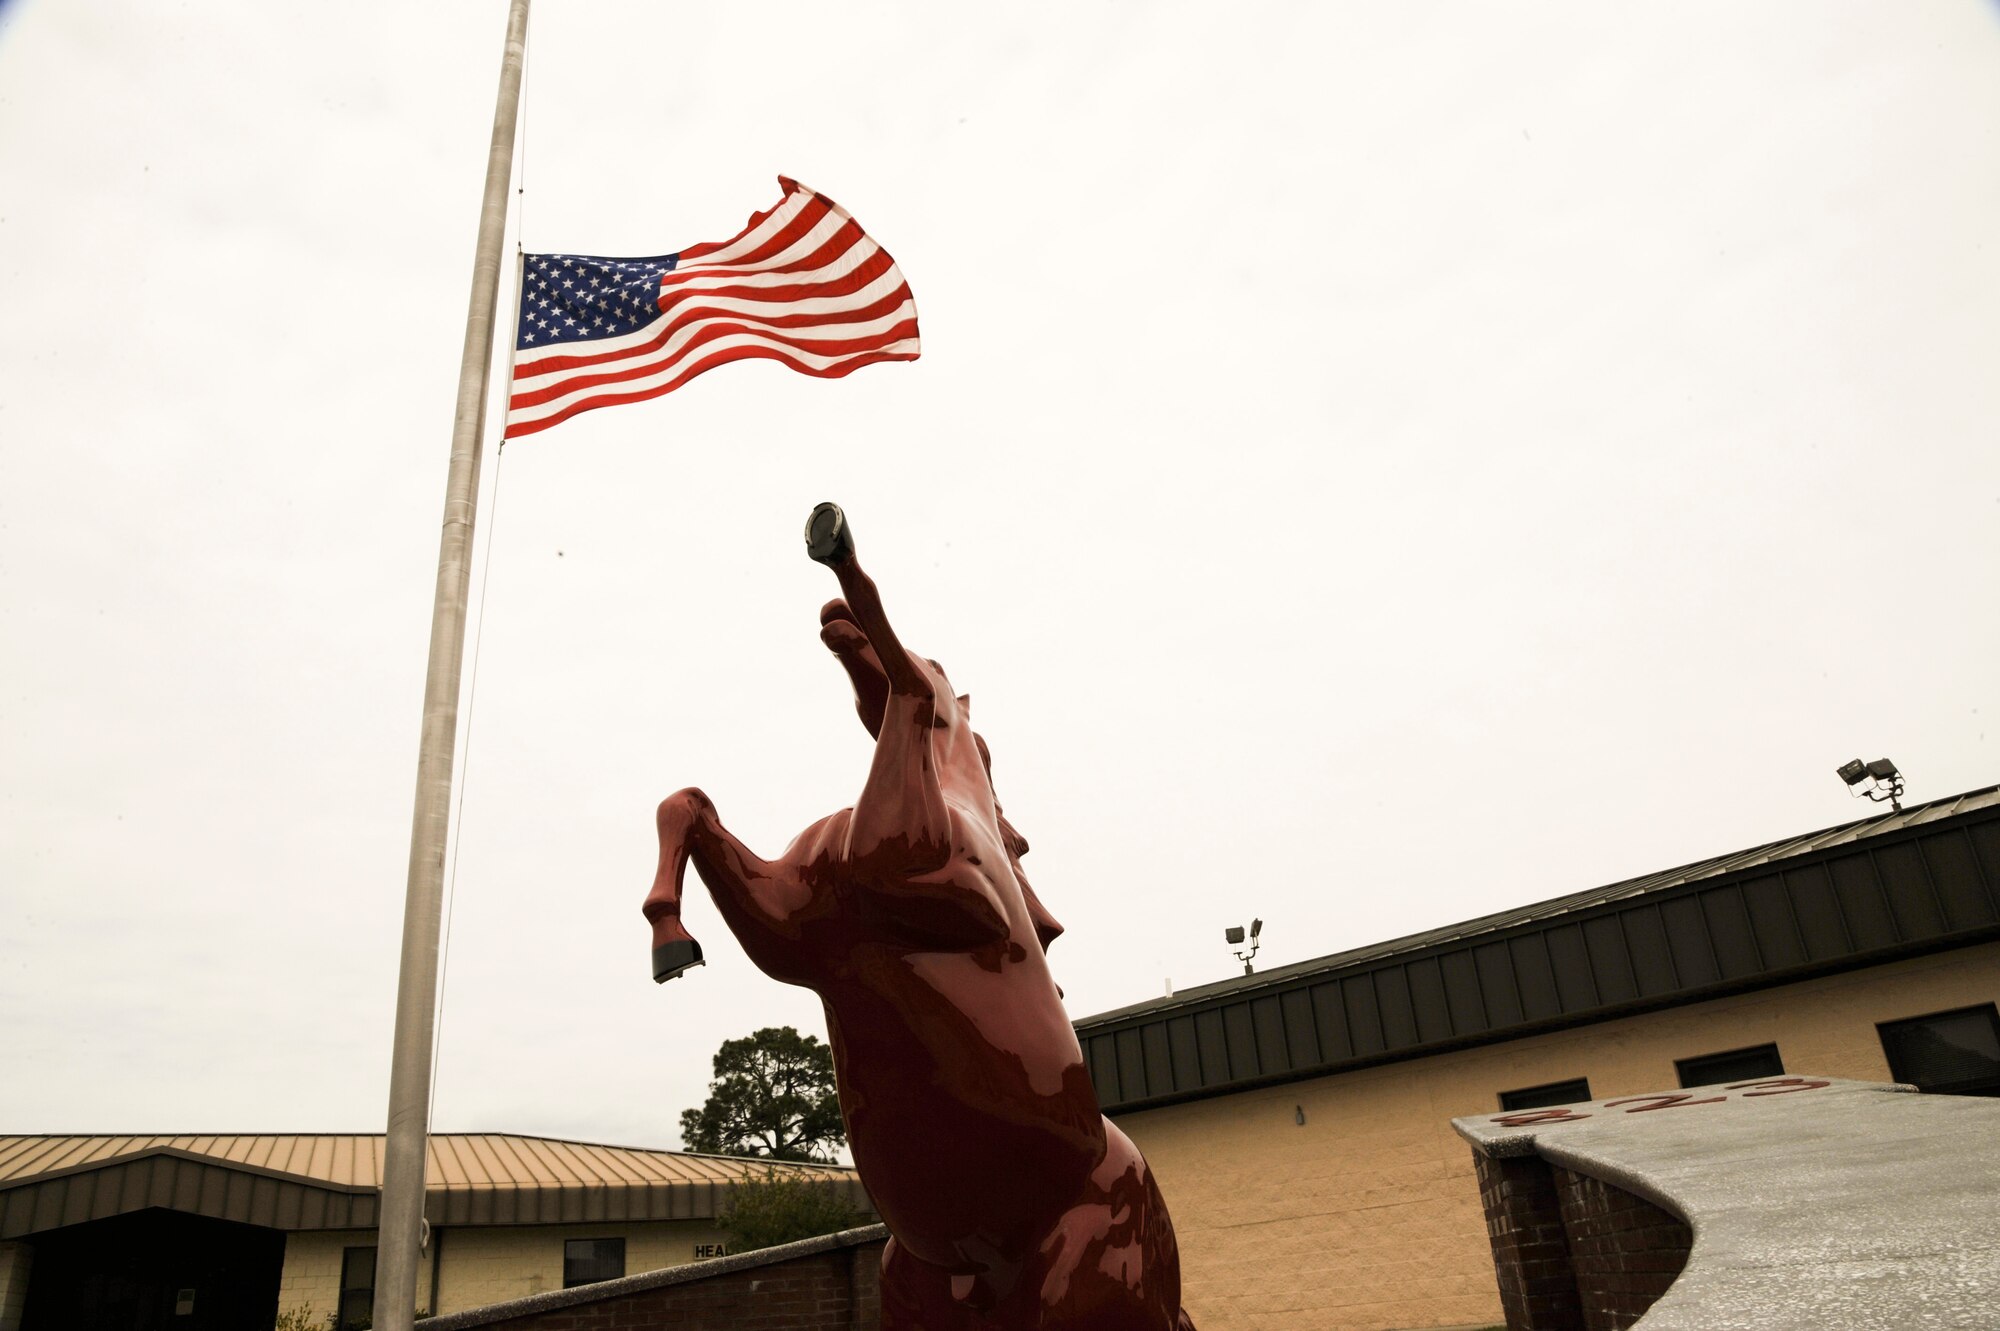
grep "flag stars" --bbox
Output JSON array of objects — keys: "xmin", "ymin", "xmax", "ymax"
[{"xmin": 516, "ymin": 252, "xmax": 678, "ymax": 347}]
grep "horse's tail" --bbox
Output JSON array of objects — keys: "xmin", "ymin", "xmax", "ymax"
[{"xmin": 1176, "ymin": 1310, "xmax": 1198, "ymax": 1331}]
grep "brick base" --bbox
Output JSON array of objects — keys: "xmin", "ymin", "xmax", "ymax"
[
  {"xmin": 1471, "ymin": 1154, "xmax": 1690, "ymax": 1331},
  {"xmin": 1551, "ymin": 1169, "xmax": 1689, "ymax": 1331},
  {"xmin": 1473, "ymin": 1153, "xmax": 1584, "ymax": 1331}
]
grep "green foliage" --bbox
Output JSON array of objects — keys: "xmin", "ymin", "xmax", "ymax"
[
  {"xmin": 679, "ymin": 1026, "xmax": 846, "ymax": 1162},
  {"xmin": 271, "ymin": 1302, "xmax": 425, "ymax": 1331},
  {"xmin": 720, "ymin": 1165, "xmax": 868, "ymax": 1253}
]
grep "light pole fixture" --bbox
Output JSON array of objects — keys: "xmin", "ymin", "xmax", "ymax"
[
  {"xmin": 1225, "ymin": 918, "xmax": 1263, "ymax": 975},
  {"xmin": 1836, "ymin": 757, "xmax": 1905, "ymax": 812}
]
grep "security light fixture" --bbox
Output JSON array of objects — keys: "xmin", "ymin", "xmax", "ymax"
[
  {"xmin": 1836, "ymin": 756, "xmax": 1904, "ymax": 812},
  {"xmin": 1225, "ymin": 918, "xmax": 1263, "ymax": 974}
]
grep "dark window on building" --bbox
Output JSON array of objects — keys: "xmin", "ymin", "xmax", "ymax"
[
  {"xmin": 1498, "ymin": 1077, "xmax": 1591, "ymax": 1111},
  {"xmin": 1879, "ymin": 1004, "xmax": 2000, "ymax": 1097},
  {"xmin": 1677, "ymin": 1044, "xmax": 1784, "ymax": 1088},
  {"xmin": 337, "ymin": 1246, "xmax": 376, "ymax": 1331},
  {"xmin": 563, "ymin": 1238, "xmax": 626, "ymax": 1288}
]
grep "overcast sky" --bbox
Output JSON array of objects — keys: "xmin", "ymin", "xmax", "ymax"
[{"xmin": 2, "ymin": 2, "xmax": 1996, "ymax": 1150}]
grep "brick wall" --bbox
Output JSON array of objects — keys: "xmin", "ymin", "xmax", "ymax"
[
  {"xmin": 1472, "ymin": 1154, "xmax": 1582, "ymax": 1331},
  {"xmin": 279, "ymin": 1229, "xmax": 405, "ymax": 1324},
  {"xmin": 423, "ymin": 1226, "xmax": 888, "ymax": 1331},
  {"xmin": 1470, "ymin": 1154, "xmax": 1689, "ymax": 1331},
  {"xmin": 1549, "ymin": 1168, "xmax": 1689, "ymax": 1331}
]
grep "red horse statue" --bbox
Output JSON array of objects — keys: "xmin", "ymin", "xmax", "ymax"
[{"xmin": 645, "ymin": 504, "xmax": 1196, "ymax": 1331}]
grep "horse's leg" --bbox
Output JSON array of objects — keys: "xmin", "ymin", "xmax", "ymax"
[
  {"xmin": 819, "ymin": 598, "xmax": 889, "ymax": 739},
  {"xmin": 806, "ymin": 506, "xmax": 952, "ymax": 873},
  {"xmin": 644, "ymin": 787, "xmax": 805, "ymax": 982},
  {"xmin": 879, "ymin": 1238, "xmax": 979, "ymax": 1331}
]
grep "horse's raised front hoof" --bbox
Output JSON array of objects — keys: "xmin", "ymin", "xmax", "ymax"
[
  {"xmin": 805, "ymin": 501, "xmax": 855, "ymax": 565},
  {"xmin": 652, "ymin": 937, "xmax": 705, "ymax": 983}
]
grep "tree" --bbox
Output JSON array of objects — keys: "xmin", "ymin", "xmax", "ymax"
[
  {"xmin": 719, "ymin": 1165, "xmax": 869, "ymax": 1252},
  {"xmin": 679, "ymin": 1026, "xmax": 846, "ymax": 1162}
]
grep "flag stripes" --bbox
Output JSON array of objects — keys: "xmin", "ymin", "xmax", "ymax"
[{"xmin": 504, "ymin": 178, "xmax": 920, "ymax": 439}]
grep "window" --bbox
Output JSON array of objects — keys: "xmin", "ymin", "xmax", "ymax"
[
  {"xmin": 1677, "ymin": 1044, "xmax": 1783, "ymax": 1088},
  {"xmin": 563, "ymin": 1238, "xmax": 625, "ymax": 1288},
  {"xmin": 337, "ymin": 1246, "xmax": 376, "ymax": 1331},
  {"xmin": 1498, "ymin": 1077, "xmax": 1591, "ymax": 1111},
  {"xmin": 1878, "ymin": 1004, "xmax": 2000, "ymax": 1097}
]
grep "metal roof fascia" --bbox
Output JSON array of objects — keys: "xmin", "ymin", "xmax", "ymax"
[
  {"xmin": 1076, "ymin": 788, "xmax": 2000, "ymax": 1036},
  {"xmin": 1074, "ymin": 800, "xmax": 2000, "ymax": 1114}
]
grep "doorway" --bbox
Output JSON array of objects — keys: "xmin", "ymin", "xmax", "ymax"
[{"xmin": 20, "ymin": 1208, "xmax": 284, "ymax": 1331}]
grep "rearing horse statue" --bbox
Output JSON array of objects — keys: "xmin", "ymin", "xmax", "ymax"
[{"xmin": 644, "ymin": 503, "xmax": 1196, "ymax": 1331}]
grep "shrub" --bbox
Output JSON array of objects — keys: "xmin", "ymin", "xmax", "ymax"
[{"xmin": 720, "ymin": 1166, "xmax": 867, "ymax": 1252}]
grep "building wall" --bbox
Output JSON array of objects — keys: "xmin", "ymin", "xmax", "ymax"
[
  {"xmin": 279, "ymin": 1229, "xmax": 431, "ymax": 1324},
  {"xmin": 433, "ymin": 1220, "xmax": 732, "ymax": 1314},
  {"xmin": 277, "ymin": 1220, "xmax": 734, "ymax": 1322},
  {"xmin": 422, "ymin": 1231, "xmax": 887, "ymax": 1331},
  {"xmin": 0, "ymin": 1242, "xmax": 32, "ymax": 1331},
  {"xmin": 1115, "ymin": 940, "xmax": 2000, "ymax": 1331}
]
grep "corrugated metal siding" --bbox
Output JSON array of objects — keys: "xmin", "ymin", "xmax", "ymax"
[
  {"xmin": 0, "ymin": 1153, "xmax": 380, "ymax": 1240},
  {"xmin": 0, "ymin": 1135, "xmax": 868, "ymax": 1240},
  {"xmin": 1077, "ymin": 791, "xmax": 2000, "ymax": 1113}
]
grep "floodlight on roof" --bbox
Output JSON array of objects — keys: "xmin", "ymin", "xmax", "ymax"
[
  {"xmin": 1225, "ymin": 920, "xmax": 1264, "ymax": 975},
  {"xmin": 1836, "ymin": 756, "xmax": 1904, "ymax": 812}
]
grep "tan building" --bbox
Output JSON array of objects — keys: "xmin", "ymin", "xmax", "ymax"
[
  {"xmin": 0, "ymin": 1133, "xmax": 869, "ymax": 1331},
  {"xmin": 1074, "ymin": 784, "xmax": 2000, "ymax": 1331}
]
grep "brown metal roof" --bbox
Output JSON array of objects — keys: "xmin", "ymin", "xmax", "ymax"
[{"xmin": 0, "ymin": 1134, "xmax": 869, "ymax": 1239}]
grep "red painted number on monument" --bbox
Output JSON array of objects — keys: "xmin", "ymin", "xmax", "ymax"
[
  {"xmin": 1726, "ymin": 1077, "xmax": 1830, "ymax": 1096},
  {"xmin": 1490, "ymin": 1078, "xmax": 1837, "ymax": 1133},
  {"xmin": 1491, "ymin": 1108, "xmax": 1592, "ymax": 1127},
  {"xmin": 1603, "ymin": 1093, "xmax": 1728, "ymax": 1113}
]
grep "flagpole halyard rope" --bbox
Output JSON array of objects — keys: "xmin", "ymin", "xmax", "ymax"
[
  {"xmin": 426, "ymin": 146, "xmax": 531, "ymax": 1149},
  {"xmin": 423, "ymin": 1, "xmax": 530, "ymax": 1190},
  {"xmin": 426, "ymin": 439, "xmax": 506, "ymax": 1139},
  {"xmin": 516, "ymin": 6, "xmax": 530, "ymax": 258},
  {"xmin": 375, "ymin": 0, "xmax": 531, "ymax": 1322}
]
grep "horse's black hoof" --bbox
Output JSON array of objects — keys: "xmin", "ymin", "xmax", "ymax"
[
  {"xmin": 652, "ymin": 938, "xmax": 705, "ymax": 983},
  {"xmin": 805, "ymin": 502, "xmax": 854, "ymax": 565}
]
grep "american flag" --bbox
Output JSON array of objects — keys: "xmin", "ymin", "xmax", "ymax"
[{"xmin": 504, "ymin": 177, "xmax": 921, "ymax": 440}]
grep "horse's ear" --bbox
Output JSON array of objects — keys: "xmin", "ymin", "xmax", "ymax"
[{"xmin": 957, "ymin": 693, "xmax": 972, "ymax": 715}]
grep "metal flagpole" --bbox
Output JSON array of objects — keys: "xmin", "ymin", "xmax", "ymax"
[{"xmin": 374, "ymin": 2, "xmax": 530, "ymax": 1329}]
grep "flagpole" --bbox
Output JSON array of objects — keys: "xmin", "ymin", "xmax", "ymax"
[{"xmin": 374, "ymin": 2, "xmax": 530, "ymax": 1329}]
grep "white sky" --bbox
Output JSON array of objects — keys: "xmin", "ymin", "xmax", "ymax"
[{"xmin": 2, "ymin": 1, "xmax": 1996, "ymax": 1150}]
